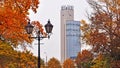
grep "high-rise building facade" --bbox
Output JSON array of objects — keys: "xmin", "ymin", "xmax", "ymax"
[
  {"xmin": 66, "ymin": 20, "xmax": 81, "ymax": 59},
  {"xmin": 61, "ymin": 5, "xmax": 81, "ymax": 63}
]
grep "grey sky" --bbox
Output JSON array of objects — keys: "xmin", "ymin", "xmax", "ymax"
[{"xmin": 28, "ymin": 0, "xmax": 92, "ymax": 61}]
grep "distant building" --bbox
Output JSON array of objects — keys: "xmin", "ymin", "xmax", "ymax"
[
  {"xmin": 61, "ymin": 5, "xmax": 81, "ymax": 63},
  {"xmin": 66, "ymin": 20, "xmax": 81, "ymax": 59}
]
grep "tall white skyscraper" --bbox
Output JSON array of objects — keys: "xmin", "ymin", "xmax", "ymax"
[{"xmin": 61, "ymin": 5, "xmax": 81, "ymax": 63}]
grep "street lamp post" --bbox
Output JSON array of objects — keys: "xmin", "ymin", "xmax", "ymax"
[{"xmin": 25, "ymin": 19, "xmax": 53, "ymax": 68}]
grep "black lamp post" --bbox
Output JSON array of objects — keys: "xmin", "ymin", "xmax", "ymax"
[{"xmin": 25, "ymin": 19, "xmax": 53, "ymax": 68}]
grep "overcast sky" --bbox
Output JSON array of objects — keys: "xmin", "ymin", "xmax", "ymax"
[{"xmin": 28, "ymin": 0, "xmax": 92, "ymax": 61}]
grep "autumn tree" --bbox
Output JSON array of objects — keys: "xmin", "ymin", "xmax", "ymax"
[
  {"xmin": 111, "ymin": 60, "xmax": 120, "ymax": 68},
  {"xmin": 16, "ymin": 51, "xmax": 37, "ymax": 68},
  {"xmin": 81, "ymin": 0, "xmax": 120, "ymax": 60},
  {"xmin": 0, "ymin": 0, "xmax": 47, "ymax": 67},
  {"xmin": 91, "ymin": 53, "xmax": 110, "ymax": 68},
  {"xmin": 0, "ymin": 41, "xmax": 15, "ymax": 68},
  {"xmin": 0, "ymin": 41, "xmax": 45, "ymax": 68},
  {"xmin": 47, "ymin": 57, "xmax": 61, "ymax": 68},
  {"xmin": 75, "ymin": 50, "xmax": 93, "ymax": 68},
  {"xmin": 63, "ymin": 58, "xmax": 75, "ymax": 68},
  {"xmin": 0, "ymin": 0, "xmax": 45, "ymax": 48}
]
